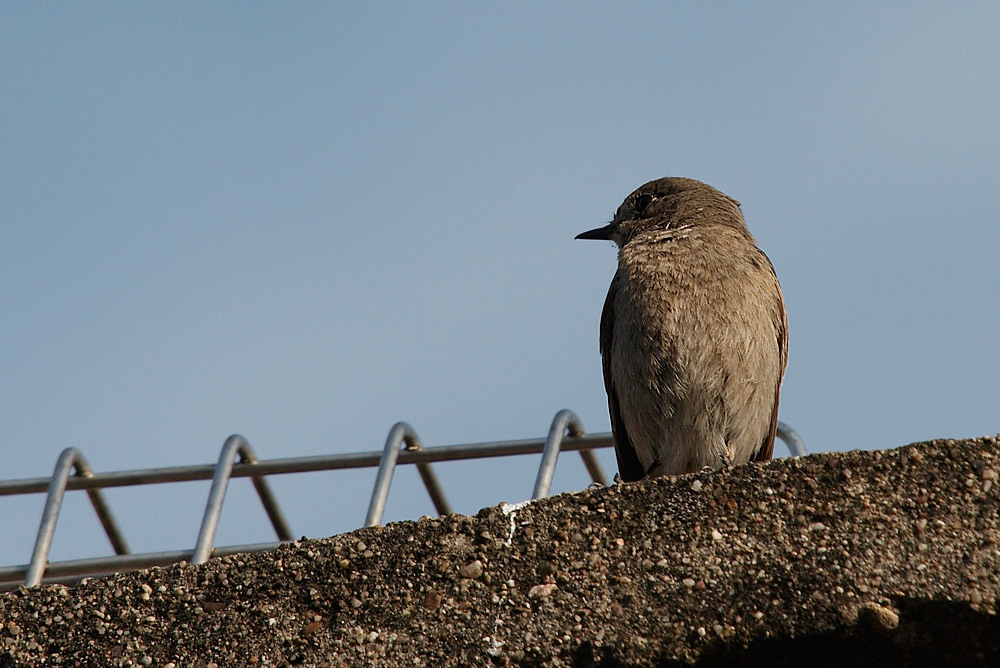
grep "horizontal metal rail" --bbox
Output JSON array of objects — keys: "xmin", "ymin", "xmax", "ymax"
[
  {"xmin": 0, "ymin": 435, "xmax": 615, "ymax": 497},
  {"xmin": 1, "ymin": 415, "xmax": 806, "ymax": 592}
]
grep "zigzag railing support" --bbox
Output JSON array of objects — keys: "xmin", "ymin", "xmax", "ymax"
[
  {"xmin": 24, "ymin": 448, "xmax": 130, "ymax": 587},
  {"xmin": 364, "ymin": 422, "xmax": 452, "ymax": 527},
  {"xmin": 191, "ymin": 435, "xmax": 293, "ymax": 565},
  {"xmin": 2, "ymin": 414, "xmax": 807, "ymax": 589},
  {"xmin": 532, "ymin": 409, "xmax": 609, "ymax": 499}
]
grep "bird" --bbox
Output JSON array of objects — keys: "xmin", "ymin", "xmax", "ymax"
[{"xmin": 576, "ymin": 177, "xmax": 787, "ymax": 482}]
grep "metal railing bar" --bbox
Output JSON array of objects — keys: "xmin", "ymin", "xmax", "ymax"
[
  {"xmin": 190, "ymin": 436, "xmax": 293, "ymax": 565},
  {"xmin": 0, "ymin": 435, "xmax": 616, "ymax": 498},
  {"xmin": 776, "ymin": 421, "xmax": 806, "ymax": 457},
  {"xmin": 3, "ymin": 416, "xmax": 808, "ymax": 590},
  {"xmin": 1, "ymin": 420, "xmax": 807, "ymax": 590},
  {"xmin": 532, "ymin": 410, "xmax": 585, "ymax": 499},
  {"xmin": 23, "ymin": 448, "xmax": 130, "ymax": 587},
  {"xmin": 360, "ymin": 434, "xmax": 613, "ymax": 464},
  {"xmin": 1, "ymin": 425, "xmax": 806, "ymax": 500},
  {"xmin": 0, "ymin": 541, "xmax": 283, "ymax": 592},
  {"xmin": 364, "ymin": 423, "xmax": 453, "ymax": 528}
]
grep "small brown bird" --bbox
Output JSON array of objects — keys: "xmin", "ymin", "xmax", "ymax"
[{"xmin": 576, "ymin": 177, "xmax": 787, "ymax": 481}]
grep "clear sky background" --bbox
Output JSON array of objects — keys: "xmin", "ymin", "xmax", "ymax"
[{"xmin": 2, "ymin": 3, "xmax": 998, "ymax": 569}]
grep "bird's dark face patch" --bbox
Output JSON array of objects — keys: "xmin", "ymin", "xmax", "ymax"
[
  {"xmin": 615, "ymin": 189, "xmax": 661, "ymax": 224},
  {"xmin": 633, "ymin": 193, "xmax": 655, "ymax": 217}
]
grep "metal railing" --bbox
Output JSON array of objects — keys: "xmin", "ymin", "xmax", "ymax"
[{"xmin": 0, "ymin": 411, "xmax": 806, "ymax": 591}]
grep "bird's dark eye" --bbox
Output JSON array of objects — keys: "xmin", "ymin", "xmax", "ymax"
[{"xmin": 634, "ymin": 193, "xmax": 654, "ymax": 216}]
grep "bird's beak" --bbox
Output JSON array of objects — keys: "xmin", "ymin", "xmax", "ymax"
[{"xmin": 575, "ymin": 222, "xmax": 615, "ymax": 240}]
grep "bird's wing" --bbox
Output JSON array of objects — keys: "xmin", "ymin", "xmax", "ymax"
[
  {"xmin": 600, "ymin": 276, "xmax": 646, "ymax": 482},
  {"xmin": 753, "ymin": 260, "xmax": 788, "ymax": 463}
]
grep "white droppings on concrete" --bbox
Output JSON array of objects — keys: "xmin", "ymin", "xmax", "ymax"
[
  {"xmin": 488, "ymin": 500, "xmax": 535, "ymax": 657},
  {"xmin": 500, "ymin": 500, "xmax": 533, "ymax": 547}
]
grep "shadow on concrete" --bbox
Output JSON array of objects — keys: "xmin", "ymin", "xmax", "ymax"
[{"xmin": 567, "ymin": 598, "xmax": 1000, "ymax": 668}]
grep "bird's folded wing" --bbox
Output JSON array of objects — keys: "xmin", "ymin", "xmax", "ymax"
[{"xmin": 600, "ymin": 278, "xmax": 646, "ymax": 482}]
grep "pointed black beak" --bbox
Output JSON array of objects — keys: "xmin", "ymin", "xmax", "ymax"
[{"xmin": 575, "ymin": 222, "xmax": 615, "ymax": 240}]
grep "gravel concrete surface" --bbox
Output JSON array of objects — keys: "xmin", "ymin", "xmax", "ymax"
[{"xmin": 2, "ymin": 437, "xmax": 999, "ymax": 667}]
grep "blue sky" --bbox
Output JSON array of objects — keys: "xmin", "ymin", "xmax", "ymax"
[{"xmin": 2, "ymin": 3, "xmax": 998, "ymax": 569}]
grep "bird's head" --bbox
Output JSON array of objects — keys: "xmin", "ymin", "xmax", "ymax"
[{"xmin": 575, "ymin": 177, "xmax": 746, "ymax": 247}]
